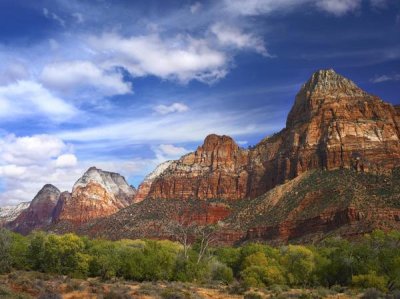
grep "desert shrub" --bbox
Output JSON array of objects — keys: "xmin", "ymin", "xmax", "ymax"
[
  {"xmin": 228, "ymin": 281, "xmax": 247, "ymax": 295},
  {"xmin": 244, "ymin": 292, "xmax": 263, "ymax": 299},
  {"xmin": 361, "ymin": 288, "xmax": 385, "ymax": 299},
  {"xmin": 37, "ymin": 291, "xmax": 62, "ymax": 299},
  {"xmin": 210, "ymin": 260, "xmax": 233, "ymax": 284},
  {"xmin": 161, "ymin": 287, "xmax": 191, "ymax": 299},
  {"xmin": 352, "ymin": 272, "xmax": 388, "ymax": 292}
]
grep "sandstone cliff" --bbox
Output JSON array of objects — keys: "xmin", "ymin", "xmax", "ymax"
[
  {"xmin": 142, "ymin": 134, "xmax": 249, "ymax": 200},
  {"xmin": 142, "ymin": 69, "xmax": 400, "ymax": 200},
  {"xmin": 135, "ymin": 160, "xmax": 173, "ymax": 202}
]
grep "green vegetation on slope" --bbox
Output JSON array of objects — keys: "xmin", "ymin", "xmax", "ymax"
[{"xmin": 1, "ymin": 228, "xmax": 400, "ymax": 296}]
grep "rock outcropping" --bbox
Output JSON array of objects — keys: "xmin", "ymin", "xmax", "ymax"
[
  {"xmin": 0, "ymin": 202, "xmax": 30, "ymax": 225},
  {"xmin": 135, "ymin": 161, "xmax": 173, "ymax": 202},
  {"xmin": 53, "ymin": 167, "xmax": 136, "ymax": 225},
  {"xmin": 9, "ymin": 185, "xmax": 60, "ymax": 234},
  {"xmin": 141, "ymin": 69, "xmax": 400, "ymax": 200},
  {"xmin": 143, "ymin": 134, "xmax": 249, "ymax": 200}
]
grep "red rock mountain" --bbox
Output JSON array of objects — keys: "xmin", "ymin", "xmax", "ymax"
[
  {"xmin": 137, "ymin": 135, "xmax": 249, "ymax": 201},
  {"xmin": 9, "ymin": 184, "xmax": 60, "ymax": 234},
  {"xmin": 53, "ymin": 167, "xmax": 136, "ymax": 226},
  {"xmin": 139, "ymin": 69, "xmax": 400, "ymax": 201}
]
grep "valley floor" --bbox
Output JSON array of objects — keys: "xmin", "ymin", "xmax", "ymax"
[{"xmin": 0, "ymin": 271, "xmax": 367, "ymax": 299}]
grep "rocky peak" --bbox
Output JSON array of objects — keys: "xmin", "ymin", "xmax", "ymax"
[
  {"xmin": 73, "ymin": 167, "xmax": 136, "ymax": 201},
  {"xmin": 191, "ymin": 134, "xmax": 245, "ymax": 170},
  {"xmin": 287, "ymin": 69, "xmax": 373, "ymax": 127},
  {"xmin": 8, "ymin": 184, "xmax": 61, "ymax": 234},
  {"xmin": 52, "ymin": 167, "xmax": 136, "ymax": 226},
  {"xmin": 301, "ymin": 69, "xmax": 365, "ymax": 97},
  {"xmin": 31, "ymin": 184, "xmax": 60, "ymax": 205},
  {"xmin": 201, "ymin": 134, "xmax": 238, "ymax": 151}
]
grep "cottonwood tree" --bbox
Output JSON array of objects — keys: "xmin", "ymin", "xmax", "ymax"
[{"xmin": 165, "ymin": 207, "xmax": 219, "ymax": 263}]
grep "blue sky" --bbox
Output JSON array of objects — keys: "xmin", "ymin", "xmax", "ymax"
[{"xmin": 0, "ymin": 0, "xmax": 399, "ymax": 206}]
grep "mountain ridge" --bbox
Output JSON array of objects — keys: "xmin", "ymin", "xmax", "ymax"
[{"xmin": 6, "ymin": 68, "xmax": 400, "ymax": 243}]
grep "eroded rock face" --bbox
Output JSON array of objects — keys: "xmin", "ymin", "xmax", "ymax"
[
  {"xmin": 145, "ymin": 69, "xmax": 400, "ymax": 200},
  {"xmin": 135, "ymin": 161, "xmax": 173, "ymax": 202},
  {"xmin": 0, "ymin": 202, "xmax": 30, "ymax": 226},
  {"xmin": 146, "ymin": 134, "xmax": 249, "ymax": 200},
  {"xmin": 53, "ymin": 167, "xmax": 136, "ymax": 225},
  {"xmin": 247, "ymin": 69, "xmax": 400, "ymax": 197},
  {"xmin": 9, "ymin": 184, "xmax": 60, "ymax": 234}
]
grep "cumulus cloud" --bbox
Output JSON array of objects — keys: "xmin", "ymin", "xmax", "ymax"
[
  {"xmin": 211, "ymin": 22, "xmax": 270, "ymax": 56},
  {"xmin": 87, "ymin": 33, "xmax": 228, "ymax": 83},
  {"xmin": 0, "ymin": 134, "xmax": 68, "ymax": 166},
  {"xmin": 370, "ymin": 73, "xmax": 400, "ymax": 83},
  {"xmin": 0, "ymin": 134, "xmax": 81, "ymax": 205},
  {"xmin": 40, "ymin": 61, "xmax": 132, "ymax": 96},
  {"xmin": 0, "ymin": 80, "xmax": 78, "ymax": 121},
  {"xmin": 153, "ymin": 102, "xmax": 189, "ymax": 115},
  {"xmin": 55, "ymin": 154, "xmax": 78, "ymax": 168}
]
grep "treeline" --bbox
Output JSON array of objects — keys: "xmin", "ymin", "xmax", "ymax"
[{"xmin": 0, "ymin": 229, "xmax": 400, "ymax": 293}]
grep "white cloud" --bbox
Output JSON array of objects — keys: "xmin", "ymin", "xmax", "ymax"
[
  {"xmin": 211, "ymin": 22, "xmax": 270, "ymax": 56},
  {"xmin": 43, "ymin": 8, "xmax": 66, "ymax": 27},
  {"xmin": 190, "ymin": 2, "xmax": 202, "ymax": 13},
  {"xmin": 316, "ymin": 0, "xmax": 362, "ymax": 16},
  {"xmin": 0, "ymin": 165, "xmax": 27, "ymax": 178},
  {"xmin": 223, "ymin": 0, "xmax": 311, "ymax": 15},
  {"xmin": 0, "ymin": 80, "xmax": 78, "ymax": 121},
  {"xmin": 55, "ymin": 154, "xmax": 78, "ymax": 168},
  {"xmin": 224, "ymin": 0, "xmax": 362, "ymax": 16},
  {"xmin": 40, "ymin": 61, "xmax": 132, "ymax": 96},
  {"xmin": 0, "ymin": 134, "xmax": 68, "ymax": 166},
  {"xmin": 153, "ymin": 102, "xmax": 189, "ymax": 115},
  {"xmin": 87, "ymin": 33, "xmax": 228, "ymax": 83},
  {"xmin": 371, "ymin": 73, "xmax": 400, "ymax": 83},
  {"xmin": 0, "ymin": 134, "xmax": 82, "ymax": 205},
  {"xmin": 57, "ymin": 107, "xmax": 280, "ymax": 145},
  {"xmin": 157, "ymin": 144, "xmax": 188, "ymax": 158}
]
